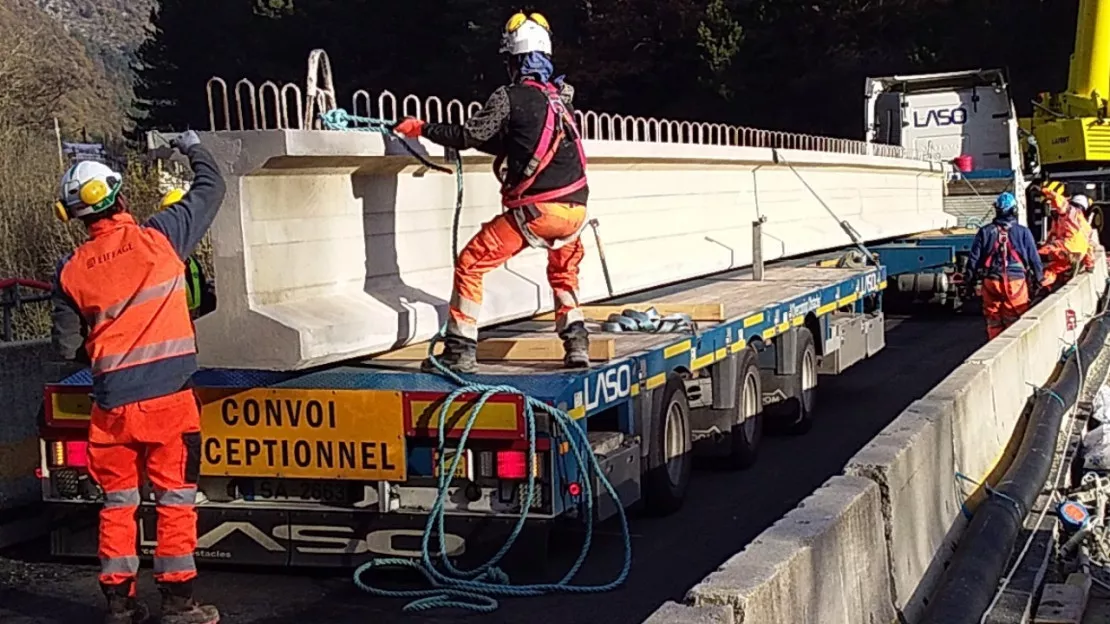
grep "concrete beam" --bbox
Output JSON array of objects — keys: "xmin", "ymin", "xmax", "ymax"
[{"xmin": 194, "ymin": 130, "xmax": 952, "ymax": 370}]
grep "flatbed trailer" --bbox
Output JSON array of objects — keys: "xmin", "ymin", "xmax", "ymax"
[{"xmin": 37, "ymin": 260, "xmax": 887, "ymax": 567}]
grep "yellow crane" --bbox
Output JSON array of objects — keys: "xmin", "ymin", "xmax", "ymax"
[
  {"xmin": 1021, "ymin": 0, "xmax": 1110, "ymax": 241},
  {"xmin": 1028, "ymin": 0, "xmax": 1110, "ymax": 167}
]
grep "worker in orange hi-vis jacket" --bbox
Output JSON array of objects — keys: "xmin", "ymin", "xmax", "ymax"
[
  {"xmin": 1039, "ymin": 186, "xmax": 1095, "ymax": 290},
  {"xmin": 50, "ymin": 130, "xmax": 224, "ymax": 624}
]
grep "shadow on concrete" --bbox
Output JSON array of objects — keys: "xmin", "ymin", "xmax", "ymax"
[{"xmin": 354, "ymin": 168, "xmax": 449, "ymax": 348}]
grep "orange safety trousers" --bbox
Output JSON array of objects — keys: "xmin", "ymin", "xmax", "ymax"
[
  {"xmin": 448, "ymin": 202, "xmax": 587, "ymax": 340},
  {"xmin": 1039, "ymin": 241, "xmax": 1094, "ymax": 290},
  {"xmin": 87, "ymin": 389, "xmax": 202, "ymax": 590},
  {"xmin": 981, "ymin": 276, "xmax": 1030, "ymax": 340}
]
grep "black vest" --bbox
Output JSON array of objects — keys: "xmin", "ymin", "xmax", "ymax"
[{"xmin": 502, "ymin": 83, "xmax": 589, "ymax": 205}]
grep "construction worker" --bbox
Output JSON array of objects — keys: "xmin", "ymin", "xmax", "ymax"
[
  {"xmin": 393, "ymin": 12, "xmax": 590, "ymax": 373},
  {"xmin": 160, "ymin": 188, "xmax": 217, "ymax": 319},
  {"xmin": 1038, "ymin": 186, "xmax": 1095, "ymax": 289},
  {"xmin": 50, "ymin": 130, "xmax": 224, "ymax": 624},
  {"xmin": 965, "ymin": 192, "xmax": 1044, "ymax": 339}
]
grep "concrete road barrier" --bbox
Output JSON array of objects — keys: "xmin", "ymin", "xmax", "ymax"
[
  {"xmin": 683, "ymin": 476, "xmax": 894, "ymax": 624},
  {"xmin": 647, "ymin": 254, "xmax": 1108, "ymax": 623}
]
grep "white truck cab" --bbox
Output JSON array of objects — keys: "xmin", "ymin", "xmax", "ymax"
[{"xmin": 865, "ymin": 69, "xmax": 1029, "ymax": 227}]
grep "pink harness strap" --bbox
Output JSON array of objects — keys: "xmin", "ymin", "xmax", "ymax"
[{"xmin": 497, "ymin": 79, "xmax": 588, "ymax": 209}]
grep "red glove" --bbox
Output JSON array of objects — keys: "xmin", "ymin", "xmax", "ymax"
[{"xmin": 394, "ymin": 117, "xmax": 425, "ymax": 138}]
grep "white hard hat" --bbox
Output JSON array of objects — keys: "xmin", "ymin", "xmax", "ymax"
[
  {"xmin": 55, "ymin": 160, "xmax": 123, "ymax": 222},
  {"xmin": 1072, "ymin": 194, "xmax": 1091, "ymax": 210},
  {"xmin": 500, "ymin": 13, "xmax": 552, "ymax": 56}
]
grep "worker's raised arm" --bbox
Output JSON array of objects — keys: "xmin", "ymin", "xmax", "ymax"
[
  {"xmin": 145, "ymin": 131, "xmax": 227, "ymax": 260},
  {"xmin": 50, "ymin": 258, "xmax": 88, "ymax": 364},
  {"xmin": 401, "ymin": 88, "xmax": 510, "ymax": 154}
]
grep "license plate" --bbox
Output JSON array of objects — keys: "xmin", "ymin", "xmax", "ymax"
[
  {"xmin": 243, "ymin": 479, "xmax": 350, "ymax": 504},
  {"xmin": 433, "ymin": 449, "xmax": 472, "ymax": 479},
  {"xmin": 197, "ymin": 388, "xmax": 407, "ymax": 481}
]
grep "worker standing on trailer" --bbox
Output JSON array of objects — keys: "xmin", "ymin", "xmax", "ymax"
[
  {"xmin": 965, "ymin": 192, "xmax": 1044, "ymax": 339},
  {"xmin": 1039, "ymin": 186, "xmax": 1095, "ymax": 289},
  {"xmin": 160, "ymin": 188, "xmax": 217, "ymax": 320},
  {"xmin": 50, "ymin": 130, "xmax": 224, "ymax": 624},
  {"xmin": 392, "ymin": 12, "xmax": 591, "ymax": 374}
]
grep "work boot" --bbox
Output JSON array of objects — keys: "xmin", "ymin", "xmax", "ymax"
[
  {"xmin": 560, "ymin": 321, "xmax": 590, "ymax": 369},
  {"xmin": 422, "ymin": 334, "xmax": 478, "ymax": 374},
  {"xmin": 158, "ymin": 581, "xmax": 219, "ymax": 624},
  {"xmin": 102, "ymin": 581, "xmax": 150, "ymax": 624}
]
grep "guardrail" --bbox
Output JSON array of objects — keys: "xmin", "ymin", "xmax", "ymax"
[
  {"xmin": 204, "ymin": 49, "xmax": 918, "ymax": 159},
  {"xmin": 0, "ymin": 279, "xmax": 51, "ymax": 342}
]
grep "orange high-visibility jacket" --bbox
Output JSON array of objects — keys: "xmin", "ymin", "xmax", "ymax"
[{"xmin": 51, "ymin": 144, "xmax": 226, "ymax": 409}]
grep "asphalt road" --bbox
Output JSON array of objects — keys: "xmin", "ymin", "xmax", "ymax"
[{"xmin": 0, "ymin": 314, "xmax": 985, "ymax": 624}]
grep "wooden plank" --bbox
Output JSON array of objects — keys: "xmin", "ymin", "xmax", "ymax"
[
  {"xmin": 532, "ymin": 303, "xmax": 725, "ymax": 322},
  {"xmin": 372, "ymin": 337, "xmax": 616, "ymax": 362}
]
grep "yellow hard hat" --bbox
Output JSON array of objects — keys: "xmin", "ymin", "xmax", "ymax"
[{"xmin": 160, "ymin": 188, "xmax": 186, "ymax": 209}]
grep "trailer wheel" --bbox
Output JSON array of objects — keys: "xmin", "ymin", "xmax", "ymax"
[
  {"xmin": 643, "ymin": 374, "xmax": 692, "ymax": 515},
  {"xmin": 769, "ymin": 328, "xmax": 819, "ymax": 435},
  {"xmin": 727, "ymin": 346, "xmax": 763, "ymax": 469}
]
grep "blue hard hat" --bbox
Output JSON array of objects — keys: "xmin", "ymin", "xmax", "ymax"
[{"xmin": 994, "ymin": 192, "xmax": 1018, "ymax": 215}]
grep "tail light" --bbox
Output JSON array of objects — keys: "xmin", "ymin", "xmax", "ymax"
[
  {"xmin": 497, "ymin": 450, "xmax": 528, "ymax": 479},
  {"xmin": 48, "ymin": 440, "xmax": 89, "ymax": 468},
  {"xmin": 495, "ymin": 450, "xmax": 543, "ymax": 480}
]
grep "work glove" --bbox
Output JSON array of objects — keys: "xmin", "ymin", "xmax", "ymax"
[
  {"xmin": 393, "ymin": 117, "xmax": 425, "ymax": 139},
  {"xmin": 171, "ymin": 130, "xmax": 201, "ymax": 153}
]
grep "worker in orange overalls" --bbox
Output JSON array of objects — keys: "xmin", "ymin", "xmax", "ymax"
[
  {"xmin": 1039, "ymin": 186, "xmax": 1095, "ymax": 290},
  {"xmin": 50, "ymin": 131, "xmax": 224, "ymax": 624},
  {"xmin": 965, "ymin": 192, "xmax": 1044, "ymax": 339},
  {"xmin": 393, "ymin": 12, "xmax": 590, "ymax": 373}
]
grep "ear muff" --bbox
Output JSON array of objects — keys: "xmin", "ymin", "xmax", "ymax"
[
  {"xmin": 529, "ymin": 13, "xmax": 550, "ymax": 30},
  {"xmin": 506, "ymin": 12, "xmax": 528, "ymax": 33},
  {"xmin": 505, "ymin": 12, "xmax": 550, "ymax": 33},
  {"xmin": 54, "ymin": 200, "xmax": 70, "ymax": 223}
]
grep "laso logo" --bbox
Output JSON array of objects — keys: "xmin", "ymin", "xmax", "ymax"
[
  {"xmin": 143, "ymin": 521, "xmax": 466, "ymax": 557},
  {"xmin": 912, "ymin": 108, "xmax": 968, "ymax": 128},
  {"xmin": 584, "ymin": 363, "xmax": 633, "ymax": 411}
]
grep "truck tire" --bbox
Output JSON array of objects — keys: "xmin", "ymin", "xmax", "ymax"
[
  {"xmin": 767, "ymin": 328, "xmax": 819, "ymax": 435},
  {"xmin": 643, "ymin": 374, "xmax": 692, "ymax": 515},
  {"xmin": 727, "ymin": 346, "xmax": 763, "ymax": 469}
]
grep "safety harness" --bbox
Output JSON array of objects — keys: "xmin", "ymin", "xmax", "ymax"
[
  {"xmin": 983, "ymin": 223, "xmax": 1026, "ymax": 288},
  {"xmin": 495, "ymin": 79, "xmax": 589, "ymax": 250}
]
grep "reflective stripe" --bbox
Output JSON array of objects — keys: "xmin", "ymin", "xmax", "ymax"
[
  {"xmin": 449, "ymin": 291, "xmax": 482, "ymax": 322},
  {"xmin": 447, "ymin": 317, "xmax": 478, "ymax": 341},
  {"xmin": 92, "ymin": 337, "xmax": 197, "ymax": 375},
  {"xmin": 156, "ymin": 487, "xmax": 197, "ymax": 507},
  {"xmin": 185, "ymin": 259, "xmax": 202, "ymax": 311},
  {"xmin": 556, "ymin": 307, "xmax": 585, "ymax": 333},
  {"xmin": 153, "ymin": 554, "xmax": 196, "ymax": 575},
  {"xmin": 104, "ymin": 488, "xmax": 140, "ymax": 508},
  {"xmin": 89, "ymin": 274, "xmax": 185, "ymax": 327},
  {"xmin": 554, "ymin": 289, "xmax": 579, "ymax": 310},
  {"xmin": 101, "ymin": 555, "xmax": 140, "ymax": 575}
]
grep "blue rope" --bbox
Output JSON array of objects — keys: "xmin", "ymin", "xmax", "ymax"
[{"xmin": 320, "ymin": 107, "xmax": 633, "ymax": 612}]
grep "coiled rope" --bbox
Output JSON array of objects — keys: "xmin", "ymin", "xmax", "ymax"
[{"xmin": 319, "ymin": 108, "xmax": 632, "ymax": 612}]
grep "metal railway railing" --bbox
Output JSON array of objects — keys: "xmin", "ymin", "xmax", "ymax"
[
  {"xmin": 0, "ymin": 279, "xmax": 51, "ymax": 342},
  {"xmin": 204, "ymin": 49, "xmax": 919, "ymax": 160}
]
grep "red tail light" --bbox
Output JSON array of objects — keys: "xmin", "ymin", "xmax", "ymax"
[
  {"xmin": 48, "ymin": 440, "xmax": 89, "ymax": 468},
  {"xmin": 496, "ymin": 450, "xmax": 528, "ymax": 480},
  {"xmin": 65, "ymin": 441, "xmax": 88, "ymax": 467}
]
